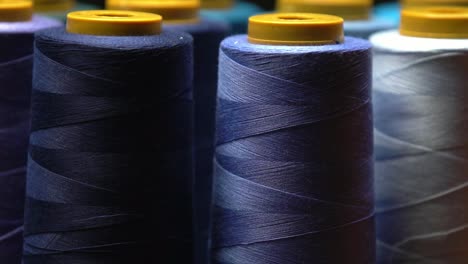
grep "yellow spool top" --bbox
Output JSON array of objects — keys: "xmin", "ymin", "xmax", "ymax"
[
  {"xmin": 201, "ymin": 0, "xmax": 233, "ymax": 9},
  {"xmin": 277, "ymin": 0, "xmax": 372, "ymax": 21},
  {"xmin": 67, "ymin": 10, "xmax": 162, "ymax": 36},
  {"xmin": 34, "ymin": 0, "xmax": 75, "ymax": 12},
  {"xmin": 248, "ymin": 13, "xmax": 344, "ymax": 45},
  {"xmin": 400, "ymin": 7, "xmax": 468, "ymax": 38},
  {"xmin": 0, "ymin": 0, "xmax": 33, "ymax": 22},
  {"xmin": 401, "ymin": 0, "xmax": 468, "ymax": 7},
  {"xmin": 106, "ymin": 0, "xmax": 199, "ymax": 23}
]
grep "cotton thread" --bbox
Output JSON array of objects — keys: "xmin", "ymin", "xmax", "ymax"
[
  {"xmin": 0, "ymin": 15, "xmax": 61, "ymax": 264},
  {"xmin": 23, "ymin": 27, "xmax": 195, "ymax": 263},
  {"xmin": 372, "ymin": 30, "xmax": 468, "ymax": 264},
  {"xmin": 212, "ymin": 35, "xmax": 375, "ymax": 263}
]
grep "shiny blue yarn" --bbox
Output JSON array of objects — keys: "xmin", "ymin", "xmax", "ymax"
[
  {"xmin": 345, "ymin": 17, "xmax": 396, "ymax": 39},
  {"xmin": 164, "ymin": 19, "xmax": 229, "ymax": 264},
  {"xmin": 24, "ymin": 27, "xmax": 194, "ymax": 263},
  {"xmin": 212, "ymin": 35, "xmax": 375, "ymax": 264},
  {"xmin": 0, "ymin": 15, "xmax": 61, "ymax": 264},
  {"xmin": 200, "ymin": 1, "xmax": 262, "ymax": 34}
]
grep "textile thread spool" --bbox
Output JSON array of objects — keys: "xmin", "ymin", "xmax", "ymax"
[
  {"xmin": 213, "ymin": 13, "xmax": 375, "ymax": 264},
  {"xmin": 106, "ymin": 1, "xmax": 230, "ymax": 263},
  {"xmin": 374, "ymin": 2, "xmax": 401, "ymax": 26},
  {"xmin": 277, "ymin": 0, "xmax": 396, "ymax": 39},
  {"xmin": 200, "ymin": 0, "xmax": 262, "ymax": 34},
  {"xmin": 372, "ymin": 7, "xmax": 468, "ymax": 264},
  {"xmin": 0, "ymin": 1, "xmax": 60, "ymax": 263},
  {"xmin": 23, "ymin": 10, "xmax": 194, "ymax": 263}
]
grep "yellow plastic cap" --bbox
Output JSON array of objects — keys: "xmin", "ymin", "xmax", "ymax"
[
  {"xmin": 277, "ymin": 0, "xmax": 372, "ymax": 21},
  {"xmin": 106, "ymin": 0, "xmax": 199, "ymax": 23},
  {"xmin": 248, "ymin": 13, "xmax": 344, "ymax": 45},
  {"xmin": 401, "ymin": 0, "xmax": 468, "ymax": 8},
  {"xmin": 400, "ymin": 7, "xmax": 468, "ymax": 38},
  {"xmin": 34, "ymin": 0, "xmax": 75, "ymax": 12},
  {"xmin": 201, "ymin": 0, "xmax": 233, "ymax": 9},
  {"xmin": 0, "ymin": 0, "xmax": 33, "ymax": 22},
  {"xmin": 67, "ymin": 10, "xmax": 162, "ymax": 36}
]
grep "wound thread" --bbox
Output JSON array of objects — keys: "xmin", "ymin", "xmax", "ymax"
[
  {"xmin": 23, "ymin": 23, "xmax": 195, "ymax": 263},
  {"xmin": 212, "ymin": 15, "xmax": 375, "ymax": 263},
  {"xmin": 162, "ymin": 20, "xmax": 229, "ymax": 264},
  {"xmin": 0, "ymin": 13, "xmax": 60, "ymax": 264},
  {"xmin": 371, "ymin": 9, "xmax": 468, "ymax": 263}
]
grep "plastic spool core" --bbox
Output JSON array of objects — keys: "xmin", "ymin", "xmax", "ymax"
[
  {"xmin": 106, "ymin": 0, "xmax": 199, "ymax": 24},
  {"xmin": 34, "ymin": 0, "xmax": 75, "ymax": 12},
  {"xmin": 277, "ymin": 0, "xmax": 372, "ymax": 21},
  {"xmin": 67, "ymin": 10, "xmax": 162, "ymax": 36},
  {"xmin": 201, "ymin": 0, "xmax": 233, "ymax": 9},
  {"xmin": 400, "ymin": 7, "xmax": 468, "ymax": 38},
  {"xmin": 0, "ymin": 0, "xmax": 33, "ymax": 22},
  {"xmin": 248, "ymin": 13, "xmax": 344, "ymax": 45}
]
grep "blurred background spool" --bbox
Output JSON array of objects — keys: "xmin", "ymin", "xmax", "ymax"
[
  {"xmin": 23, "ymin": 10, "xmax": 194, "ymax": 263},
  {"xmin": 106, "ymin": 1, "xmax": 229, "ymax": 263},
  {"xmin": 372, "ymin": 7, "xmax": 468, "ymax": 264},
  {"xmin": 200, "ymin": 0, "xmax": 262, "ymax": 34},
  {"xmin": 212, "ymin": 13, "xmax": 375, "ymax": 263},
  {"xmin": 374, "ymin": 0, "xmax": 468, "ymax": 26},
  {"xmin": 34, "ymin": 0, "xmax": 98, "ymax": 21},
  {"xmin": 277, "ymin": 0, "xmax": 396, "ymax": 39},
  {"xmin": 0, "ymin": 1, "xmax": 60, "ymax": 263},
  {"xmin": 373, "ymin": 1, "xmax": 400, "ymax": 26}
]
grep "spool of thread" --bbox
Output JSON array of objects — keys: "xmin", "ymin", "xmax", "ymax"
[
  {"xmin": 0, "ymin": 1, "xmax": 60, "ymax": 263},
  {"xmin": 372, "ymin": 7, "xmax": 468, "ymax": 263},
  {"xmin": 23, "ymin": 10, "xmax": 194, "ymax": 263},
  {"xmin": 106, "ymin": 1, "xmax": 229, "ymax": 263},
  {"xmin": 34, "ymin": 0, "xmax": 98, "ymax": 22},
  {"xmin": 200, "ymin": 0, "xmax": 262, "ymax": 34},
  {"xmin": 277, "ymin": 0, "xmax": 396, "ymax": 39},
  {"xmin": 213, "ymin": 13, "xmax": 374, "ymax": 263}
]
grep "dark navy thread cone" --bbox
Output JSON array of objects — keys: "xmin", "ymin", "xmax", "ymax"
[{"xmin": 23, "ymin": 27, "xmax": 194, "ymax": 263}]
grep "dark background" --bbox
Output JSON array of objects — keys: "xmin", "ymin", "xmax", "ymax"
[{"xmin": 81, "ymin": 0, "xmax": 395, "ymax": 10}]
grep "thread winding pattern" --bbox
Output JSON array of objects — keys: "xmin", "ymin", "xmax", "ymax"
[
  {"xmin": 212, "ymin": 36, "xmax": 375, "ymax": 264},
  {"xmin": 0, "ymin": 16, "xmax": 61, "ymax": 263},
  {"xmin": 23, "ymin": 29, "xmax": 194, "ymax": 263},
  {"xmin": 374, "ymin": 46, "xmax": 468, "ymax": 263}
]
